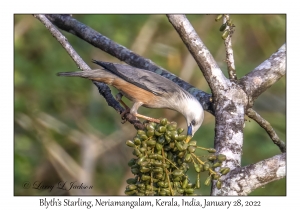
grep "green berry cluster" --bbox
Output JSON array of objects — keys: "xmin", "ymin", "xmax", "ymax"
[{"xmin": 125, "ymin": 118, "xmax": 230, "ymax": 196}]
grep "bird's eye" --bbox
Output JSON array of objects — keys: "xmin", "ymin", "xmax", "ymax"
[{"xmin": 191, "ymin": 120, "xmax": 196, "ymax": 126}]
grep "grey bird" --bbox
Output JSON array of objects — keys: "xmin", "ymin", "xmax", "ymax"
[{"xmin": 57, "ymin": 59, "xmax": 204, "ymax": 140}]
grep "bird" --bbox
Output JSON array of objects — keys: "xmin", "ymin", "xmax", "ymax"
[{"xmin": 57, "ymin": 59, "xmax": 204, "ymax": 141}]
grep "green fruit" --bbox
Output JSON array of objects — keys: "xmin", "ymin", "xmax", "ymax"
[
  {"xmin": 167, "ymin": 122, "xmax": 177, "ymax": 131},
  {"xmin": 155, "ymin": 173, "xmax": 164, "ymax": 179},
  {"xmin": 137, "ymin": 130, "xmax": 146, "ymax": 135},
  {"xmin": 175, "ymin": 141, "xmax": 184, "ymax": 151},
  {"xmin": 131, "ymin": 167, "xmax": 139, "ymax": 174},
  {"xmin": 213, "ymin": 173, "xmax": 220, "ymax": 180},
  {"xmin": 157, "ymin": 136, "xmax": 165, "ymax": 144},
  {"xmin": 195, "ymin": 174, "xmax": 201, "ymax": 189},
  {"xmin": 153, "ymin": 167, "xmax": 163, "ymax": 173},
  {"xmin": 184, "ymin": 154, "xmax": 191, "ymax": 162},
  {"xmin": 184, "ymin": 188, "xmax": 194, "ymax": 194},
  {"xmin": 194, "ymin": 163, "xmax": 201, "ymax": 173},
  {"xmin": 141, "ymin": 175, "xmax": 151, "ymax": 181},
  {"xmin": 128, "ymin": 158, "xmax": 136, "ymax": 167},
  {"xmin": 222, "ymin": 30, "xmax": 229, "ymax": 40},
  {"xmin": 217, "ymin": 154, "xmax": 227, "ymax": 162},
  {"xmin": 155, "ymin": 143, "xmax": 163, "ymax": 151},
  {"xmin": 172, "ymin": 169, "xmax": 184, "ymax": 177},
  {"xmin": 177, "ymin": 151, "xmax": 186, "ymax": 158},
  {"xmin": 177, "ymin": 188, "xmax": 184, "ymax": 194},
  {"xmin": 219, "ymin": 23, "xmax": 227, "ymax": 31},
  {"xmin": 188, "ymin": 140, "xmax": 197, "ymax": 146},
  {"xmin": 126, "ymin": 140, "xmax": 135, "ymax": 147},
  {"xmin": 216, "ymin": 180, "xmax": 222, "ymax": 189},
  {"xmin": 140, "ymin": 166, "xmax": 150, "ymax": 173},
  {"xmin": 186, "ymin": 183, "xmax": 195, "ymax": 189},
  {"xmin": 146, "ymin": 124, "xmax": 155, "ymax": 131},
  {"xmin": 137, "ymin": 183, "xmax": 145, "ymax": 189},
  {"xmin": 215, "ymin": 14, "xmax": 223, "ymax": 21},
  {"xmin": 188, "ymin": 145, "xmax": 196, "ymax": 153},
  {"xmin": 207, "ymin": 154, "xmax": 217, "ymax": 161},
  {"xmin": 127, "ymin": 184, "xmax": 137, "ymax": 190},
  {"xmin": 177, "ymin": 134, "xmax": 186, "ymax": 141},
  {"xmin": 170, "ymin": 131, "xmax": 179, "ymax": 140},
  {"xmin": 177, "ymin": 128, "xmax": 184, "ymax": 134},
  {"xmin": 158, "ymin": 190, "xmax": 166, "ymax": 196},
  {"xmin": 204, "ymin": 176, "xmax": 211, "ymax": 186},
  {"xmin": 220, "ymin": 167, "xmax": 230, "ymax": 175},
  {"xmin": 133, "ymin": 138, "xmax": 141, "ymax": 145},
  {"xmin": 126, "ymin": 178, "xmax": 137, "ymax": 184},
  {"xmin": 164, "ymin": 134, "xmax": 171, "ymax": 143},
  {"xmin": 160, "ymin": 118, "xmax": 168, "ymax": 126},
  {"xmin": 137, "ymin": 156, "xmax": 146, "ymax": 165},
  {"xmin": 204, "ymin": 163, "xmax": 210, "ymax": 171},
  {"xmin": 182, "ymin": 178, "xmax": 188, "ymax": 189},
  {"xmin": 146, "ymin": 129, "xmax": 154, "ymax": 137},
  {"xmin": 147, "ymin": 139, "xmax": 156, "ymax": 147},
  {"xmin": 154, "ymin": 130, "xmax": 163, "ymax": 136},
  {"xmin": 157, "ymin": 126, "xmax": 166, "ymax": 133},
  {"xmin": 207, "ymin": 148, "xmax": 216, "ymax": 153},
  {"xmin": 139, "ymin": 134, "xmax": 148, "ymax": 141},
  {"xmin": 213, "ymin": 162, "xmax": 222, "ymax": 168},
  {"xmin": 124, "ymin": 189, "xmax": 137, "ymax": 195}
]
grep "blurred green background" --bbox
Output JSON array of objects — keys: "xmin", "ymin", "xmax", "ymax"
[{"xmin": 14, "ymin": 14, "xmax": 286, "ymax": 195}]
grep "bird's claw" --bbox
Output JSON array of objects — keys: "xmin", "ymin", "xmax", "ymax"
[{"xmin": 120, "ymin": 108, "xmax": 131, "ymax": 123}]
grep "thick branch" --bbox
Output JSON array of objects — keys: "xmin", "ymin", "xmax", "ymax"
[
  {"xmin": 44, "ymin": 14, "xmax": 214, "ymax": 115},
  {"xmin": 238, "ymin": 44, "xmax": 286, "ymax": 105},
  {"xmin": 34, "ymin": 14, "xmax": 144, "ymax": 130},
  {"xmin": 212, "ymin": 153, "xmax": 286, "ymax": 195},
  {"xmin": 167, "ymin": 14, "xmax": 229, "ymax": 95},
  {"xmin": 246, "ymin": 108, "xmax": 286, "ymax": 153}
]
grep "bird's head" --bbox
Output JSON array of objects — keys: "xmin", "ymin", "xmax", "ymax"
[{"xmin": 181, "ymin": 96, "xmax": 204, "ymax": 142}]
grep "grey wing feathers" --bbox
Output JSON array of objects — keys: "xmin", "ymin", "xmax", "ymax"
[{"xmin": 92, "ymin": 60, "xmax": 178, "ymax": 96}]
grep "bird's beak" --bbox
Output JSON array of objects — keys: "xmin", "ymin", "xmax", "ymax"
[{"xmin": 185, "ymin": 124, "xmax": 193, "ymax": 143}]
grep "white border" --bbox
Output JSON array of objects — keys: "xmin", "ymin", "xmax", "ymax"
[{"xmin": 5, "ymin": 0, "xmax": 296, "ymax": 209}]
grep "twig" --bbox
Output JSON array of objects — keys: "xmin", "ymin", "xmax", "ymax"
[
  {"xmin": 223, "ymin": 15, "xmax": 237, "ymax": 80},
  {"xmin": 167, "ymin": 14, "xmax": 229, "ymax": 95},
  {"xmin": 34, "ymin": 14, "xmax": 90, "ymax": 71},
  {"xmin": 44, "ymin": 14, "xmax": 214, "ymax": 115},
  {"xmin": 246, "ymin": 108, "xmax": 286, "ymax": 153},
  {"xmin": 34, "ymin": 14, "xmax": 144, "ymax": 130}
]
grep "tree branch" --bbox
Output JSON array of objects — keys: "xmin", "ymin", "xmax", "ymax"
[
  {"xmin": 238, "ymin": 44, "xmax": 286, "ymax": 105},
  {"xmin": 223, "ymin": 15, "xmax": 237, "ymax": 80},
  {"xmin": 34, "ymin": 15, "xmax": 91, "ymax": 71},
  {"xmin": 34, "ymin": 14, "xmax": 144, "ymax": 130},
  {"xmin": 44, "ymin": 14, "xmax": 214, "ymax": 115},
  {"xmin": 246, "ymin": 108, "xmax": 286, "ymax": 153},
  {"xmin": 212, "ymin": 153, "xmax": 286, "ymax": 195},
  {"xmin": 167, "ymin": 14, "xmax": 229, "ymax": 95}
]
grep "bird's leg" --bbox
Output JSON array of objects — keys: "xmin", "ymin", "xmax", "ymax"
[
  {"xmin": 116, "ymin": 93, "xmax": 160, "ymax": 124},
  {"xmin": 115, "ymin": 92, "xmax": 129, "ymax": 109},
  {"xmin": 131, "ymin": 102, "xmax": 161, "ymax": 124},
  {"xmin": 135, "ymin": 113, "xmax": 161, "ymax": 123},
  {"xmin": 115, "ymin": 93, "xmax": 130, "ymax": 122}
]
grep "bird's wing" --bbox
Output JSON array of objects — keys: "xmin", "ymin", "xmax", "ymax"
[{"xmin": 92, "ymin": 60, "xmax": 178, "ymax": 96}]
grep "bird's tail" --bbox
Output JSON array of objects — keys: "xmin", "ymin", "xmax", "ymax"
[
  {"xmin": 57, "ymin": 70, "xmax": 110, "ymax": 80},
  {"xmin": 57, "ymin": 71, "xmax": 86, "ymax": 77}
]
